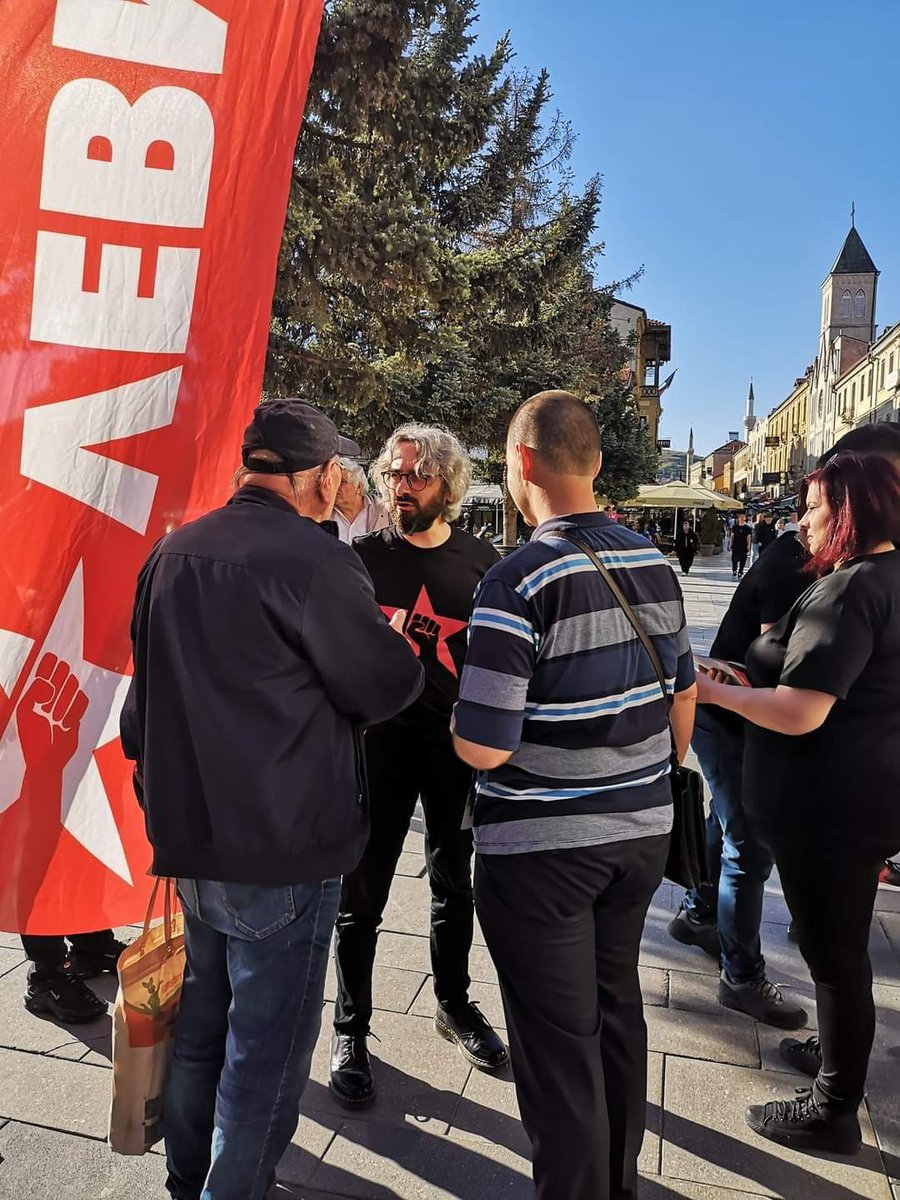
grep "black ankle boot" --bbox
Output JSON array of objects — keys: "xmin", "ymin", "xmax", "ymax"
[{"xmin": 329, "ymin": 1033, "xmax": 376, "ymax": 1107}]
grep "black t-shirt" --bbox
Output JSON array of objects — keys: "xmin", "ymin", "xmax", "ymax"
[
  {"xmin": 753, "ymin": 521, "xmax": 777, "ymax": 550},
  {"xmin": 354, "ymin": 526, "xmax": 499, "ymax": 727},
  {"xmin": 743, "ymin": 549, "xmax": 900, "ymax": 848},
  {"xmin": 713, "ymin": 533, "xmax": 811, "ymax": 662},
  {"xmin": 731, "ymin": 524, "xmax": 751, "ymax": 555}
]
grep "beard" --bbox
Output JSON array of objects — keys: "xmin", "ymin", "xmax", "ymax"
[{"xmin": 393, "ymin": 493, "xmax": 445, "ymax": 534}]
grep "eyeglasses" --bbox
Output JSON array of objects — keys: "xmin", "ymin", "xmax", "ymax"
[{"xmin": 381, "ymin": 470, "xmax": 437, "ymax": 493}]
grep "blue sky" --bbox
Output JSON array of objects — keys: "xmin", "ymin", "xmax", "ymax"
[{"xmin": 475, "ymin": 0, "xmax": 900, "ymax": 455}]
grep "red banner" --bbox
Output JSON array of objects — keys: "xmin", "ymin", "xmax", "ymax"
[{"xmin": 0, "ymin": 0, "xmax": 324, "ymax": 935}]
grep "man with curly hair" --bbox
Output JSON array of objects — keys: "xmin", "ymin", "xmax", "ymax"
[{"xmin": 330, "ymin": 425, "xmax": 508, "ymax": 1107}]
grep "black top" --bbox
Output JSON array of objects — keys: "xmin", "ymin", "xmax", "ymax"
[
  {"xmin": 743, "ymin": 549, "xmax": 900, "ymax": 848},
  {"xmin": 354, "ymin": 525, "xmax": 499, "ymax": 728},
  {"xmin": 731, "ymin": 524, "xmax": 752, "ymax": 555},
  {"xmin": 753, "ymin": 521, "xmax": 778, "ymax": 551},
  {"xmin": 675, "ymin": 529, "xmax": 699, "ymax": 554},
  {"xmin": 121, "ymin": 487, "xmax": 424, "ymax": 885}
]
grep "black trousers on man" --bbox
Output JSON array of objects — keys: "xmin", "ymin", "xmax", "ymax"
[
  {"xmin": 732, "ymin": 546, "xmax": 748, "ymax": 576},
  {"xmin": 334, "ymin": 722, "xmax": 474, "ymax": 1033},
  {"xmin": 761, "ymin": 826, "xmax": 886, "ymax": 1108},
  {"xmin": 475, "ymin": 834, "xmax": 669, "ymax": 1200},
  {"xmin": 21, "ymin": 931, "xmax": 117, "ymax": 974}
]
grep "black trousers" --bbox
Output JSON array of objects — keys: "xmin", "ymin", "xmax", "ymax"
[
  {"xmin": 761, "ymin": 825, "xmax": 886, "ymax": 1108},
  {"xmin": 475, "ymin": 835, "xmax": 669, "ymax": 1200},
  {"xmin": 732, "ymin": 547, "xmax": 748, "ymax": 574},
  {"xmin": 21, "ymin": 930, "xmax": 116, "ymax": 973},
  {"xmin": 676, "ymin": 550, "xmax": 695, "ymax": 575},
  {"xmin": 334, "ymin": 722, "xmax": 474, "ymax": 1033}
]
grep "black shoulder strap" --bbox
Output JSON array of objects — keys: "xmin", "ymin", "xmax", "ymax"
[{"xmin": 557, "ymin": 530, "xmax": 670, "ymax": 706}]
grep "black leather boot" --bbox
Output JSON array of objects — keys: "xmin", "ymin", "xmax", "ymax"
[{"xmin": 329, "ymin": 1032, "xmax": 376, "ymax": 1108}]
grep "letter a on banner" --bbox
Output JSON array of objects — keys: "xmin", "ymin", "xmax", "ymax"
[{"xmin": 0, "ymin": 0, "xmax": 324, "ymax": 934}]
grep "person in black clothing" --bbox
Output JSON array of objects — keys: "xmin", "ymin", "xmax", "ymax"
[
  {"xmin": 669, "ymin": 521, "xmax": 810, "ymax": 1028},
  {"xmin": 697, "ymin": 451, "xmax": 900, "ymax": 1156},
  {"xmin": 22, "ymin": 930, "xmax": 127, "ymax": 1023},
  {"xmin": 674, "ymin": 520, "xmax": 700, "ymax": 575},
  {"xmin": 730, "ymin": 514, "xmax": 751, "ymax": 578},
  {"xmin": 121, "ymin": 400, "xmax": 424, "ymax": 1200},
  {"xmin": 753, "ymin": 512, "xmax": 777, "ymax": 559},
  {"xmin": 331, "ymin": 424, "xmax": 508, "ymax": 1110}
]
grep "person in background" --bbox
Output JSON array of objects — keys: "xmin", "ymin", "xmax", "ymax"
[
  {"xmin": 121, "ymin": 400, "xmax": 424, "ymax": 1200},
  {"xmin": 724, "ymin": 515, "xmax": 734, "ymax": 554},
  {"xmin": 332, "ymin": 458, "xmax": 390, "ymax": 545},
  {"xmin": 669, "ymin": 514, "xmax": 810, "ymax": 1028},
  {"xmin": 22, "ymin": 930, "xmax": 127, "ymax": 1022},
  {"xmin": 603, "ymin": 504, "xmax": 619, "ymax": 523},
  {"xmin": 675, "ymin": 519, "xmax": 700, "ymax": 575},
  {"xmin": 453, "ymin": 390, "xmax": 696, "ymax": 1200},
  {"xmin": 752, "ymin": 512, "xmax": 777, "ymax": 561},
  {"xmin": 731, "ymin": 513, "xmax": 751, "ymax": 579},
  {"xmin": 775, "ymin": 517, "xmax": 786, "ymax": 535},
  {"xmin": 696, "ymin": 451, "xmax": 900, "ymax": 1156},
  {"xmin": 330, "ymin": 425, "xmax": 507, "ymax": 1111}
]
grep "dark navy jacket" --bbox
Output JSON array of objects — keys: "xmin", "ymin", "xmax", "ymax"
[{"xmin": 121, "ymin": 487, "xmax": 423, "ymax": 885}]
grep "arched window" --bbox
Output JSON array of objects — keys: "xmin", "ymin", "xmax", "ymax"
[
  {"xmin": 855, "ymin": 290, "xmax": 866, "ymax": 319},
  {"xmin": 841, "ymin": 290, "xmax": 852, "ymax": 319}
]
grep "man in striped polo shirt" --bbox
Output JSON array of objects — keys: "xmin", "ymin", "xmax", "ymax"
[{"xmin": 453, "ymin": 391, "xmax": 697, "ymax": 1200}]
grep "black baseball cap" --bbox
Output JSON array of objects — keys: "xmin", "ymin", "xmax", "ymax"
[{"xmin": 241, "ymin": 399, "xmax": 360, "ymax": 474}]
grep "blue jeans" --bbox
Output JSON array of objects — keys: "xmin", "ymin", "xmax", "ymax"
[
  {"xmin": 682, "ymin": 707, "xmax": 773, "ymax": 982},
  {"xmin": 164, "ymin": 878, "xmax": 340, "ymax": 1200}
]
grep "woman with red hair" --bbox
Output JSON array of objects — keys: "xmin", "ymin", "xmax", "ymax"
[{"xmin": 696, "ymin": 451, "xmax": 900, "ymax": 1156}]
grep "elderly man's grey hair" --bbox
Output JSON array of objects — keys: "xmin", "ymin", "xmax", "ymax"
[
  {"xmin": 372, "ymin": 425, "xmax": 472, "ymax": 523},
  {"xmin": 340, "ymin": 458, "xmax": 368, "ymax": 494}
]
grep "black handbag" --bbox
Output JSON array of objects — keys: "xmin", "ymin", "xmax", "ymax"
[{"xmin": 559, "ymin": 532, "xmax": 711, "ymax": 890}]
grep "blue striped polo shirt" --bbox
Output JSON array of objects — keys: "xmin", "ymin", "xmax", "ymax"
[{"xmin": 454, "ymin": 512, "xmax": 695, "ymax": 855}]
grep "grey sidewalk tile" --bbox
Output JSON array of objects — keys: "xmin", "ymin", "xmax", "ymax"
[
  {"xmin": 306, "ymin": 1006, "xmax": 469, "ymax": 1129},
  {"xmin": 0, "ymin": 948, "xmax": 25, "ymax": 981},
  {"xmin": 0, "ymin": 1047, "xmax": 111, "ymax": 1139},
  {"xmin": 403, "ymin": 830, "xmax": 425, "ymax": 855},
  {"xmin": 670, "ymin": 969, "xmax": 813, "ymax": 1028},
  {"xmin": 449, "ymin": 1059, "xmax": 529, "ymax": 1157},
  {"xmin": 381, "ymin": 876, "xmax": 487, "ymax": 948},
  {"xmin": 641, "ymin": 966, "xmax": 669, "ymax": 1008},
  {"xmin": 0, "ymin": 1121, "xmax": 167, "ymax": 1199},
  {"xmin": 865, "ymin": 983, "xmax": 900, "ymax": 1169},
  {"xmin": 870, "ymin": 920, "xmax": 900, "ymax": 986},
  {"xmin": 275, "ymin": 1109, "xmax": 344, "ymax": 1188},
  {"xmin": 0, "ymin": 933, "xmax": 25, "ymax": 951},
  {"xmin": 323, "ymin": 959, "xmax": 427, "ymax": 1018},
  {"xmin": 757, "ymin": 1023, "xmax": 819, "ymax": 1078},
  {"xmin": 0, "ymin": 963, "xmax": 111, "ymax": 1060},
  {"xmin": 638, "ymin": 1179, "xmax": 772, "ymax": 1199},
  {"xmin": 646, "ymin": 1007, "xmax": 759, "ymax": 1068},
  {"xmin": 661, "ymin": 1055, "xmax": 891, "ymax": 1198},
  {"xmin": 640, "ymin": 910, "xmax": 719, "ymax": 977},
  {"xmin": 374, "ymin": 933, "xmax": 498, "ymax": 986},
  {"xmin": 312, "ymin": 1118, "xmax": 532, "ymax": 1199},
  {"xmin": 395, "ymin": 853, "xmax": 426, "ymax": 879}
]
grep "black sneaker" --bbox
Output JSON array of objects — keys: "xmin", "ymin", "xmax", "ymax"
[
  {"xmin": 668, "ymin": 905, "xmax": 720, "ymax": 960},
  {"xmin": 718, "ymin": 972, "xmax": 808, "ymax": 1030},
  {"xmin": 329, "ymin": 1033, "xmax": 376, "ymax": 1108},
  {"xmin": 779, "ymin": 1034, "xmax": 822, "ymax": 1078},
  {"xmin": 435, "ymin": 1002, "xmax": 508, "ymax": 1071},
  {"xmin": 69, "ymin": 938, "xmax": 128, "ymax": 980},
  {"xmin": 746, "ymin": 1087, "xmax": 862, "ymax": 1155},
  {"xmin": 24, "ymin": 962, "xmax": 108, "ymax": 1023}
]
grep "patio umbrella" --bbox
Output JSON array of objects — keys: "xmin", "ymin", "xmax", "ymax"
[{"xmin": 628, "ymin": 481, "xmax": 743, "ymax": 511}]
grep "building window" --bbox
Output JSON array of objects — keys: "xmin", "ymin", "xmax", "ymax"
[
  {"xmin": 855, "ymin": 290, "xmax": 866, "ymax": 319},
  {"xmin": 841, "ymin": 290, "xmax": 852, "ymax": 319},
  {"xmin": 890, "ymin": 353, "xmax": 895, "ymax": 376},
  {"xmin": 881, "ymin": 361, "xmax": 886, "ymax": 388},
  {"xmin": 869, "ymin": 369, "xmax": 874, "ymax": 397}
]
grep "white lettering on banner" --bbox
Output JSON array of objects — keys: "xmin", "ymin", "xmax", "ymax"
[
  {"xmin": 42, "ymin": 81, "xmax": 214, "ymax": 228},
  {"xmin": 53, "ymin": 0, "xmax": 227, "ymax": 75},
  {"xmin": 21, "ymin": 369, "xmax": 183, "ymax": 535},
  {"xmin": 31, "ymin": 233, "xmax": 200, "ymax": 354}
]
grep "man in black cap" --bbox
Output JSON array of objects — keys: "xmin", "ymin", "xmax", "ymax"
[{"xmin": 121, "ymin": 399, "xmax": 424, "ymax": 1200}]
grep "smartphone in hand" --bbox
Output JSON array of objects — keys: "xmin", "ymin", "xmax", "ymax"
[{"xmin": 694, "ymin": 655, "xmax": 751, "ymax": 687}]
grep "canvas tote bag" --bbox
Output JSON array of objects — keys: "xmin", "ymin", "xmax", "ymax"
[{"xmin": 109, "ymin": 878, "xmax": 185, "ymax": 1155}]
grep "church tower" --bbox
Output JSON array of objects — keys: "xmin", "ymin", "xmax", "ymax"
[{"xmin": 820, "ymin": 216, "xmax": 878, "ymax": 345}]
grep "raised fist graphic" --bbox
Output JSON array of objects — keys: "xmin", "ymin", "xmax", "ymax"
[
  {"xmin": 16, "ymin": 653, "xmax": 89, "ymax": 775},
  {"xmin": 406, "ymin": 612, "xmax": 440, "ymax": 664}
]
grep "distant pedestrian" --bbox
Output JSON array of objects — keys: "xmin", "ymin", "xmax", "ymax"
[
  {"xmin": 675, "ymin": 520, "xmax": 699, "ymax": 575},
  {"xmin": 731, "ymin": 514, "xmax": 751, "ymax": 578},
  {"xmin": 332, "ymin": 458, "xmax": 390, "ymax": 544}
]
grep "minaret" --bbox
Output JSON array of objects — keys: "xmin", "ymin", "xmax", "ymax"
[
  {"xmin": 744, "ymin": 380, "xmax": 756, "ymax": 440},
  {"xmin": 686, "ymin": 427, "xmax": 694, "ymax": 482}
]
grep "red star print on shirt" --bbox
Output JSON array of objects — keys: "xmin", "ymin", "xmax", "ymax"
[{"xmin": 380, "ymin": 585, "xmax": 468, "ymax": 678}]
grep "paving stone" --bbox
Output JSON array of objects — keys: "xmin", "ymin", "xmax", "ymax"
[
  {"xmin": 403, "ymin": 830, "xmax": 425, "ymax": 855},
  {"xmin": 449, "ymin": 1059, "xmax": 529, "ymax": 1156},
  {"xmin": 275, "ymin": 1109, "xmax": 344, "ymax": 1187},
  {"xmin": 0, "ymin": 933, "xmax": 24, "ymax": 951},
  {"xmin": 381, "ymin": 875, "xmax": 432, "ymax": 938},
  {"xmin": 306, "ymin": 1006, "xmax": 470, "ymax": 1128},
  {"xmin": 0, "ymin": 963, "xmax": 111, "ymax": 1059},
  {"xmin": 0, "ymin": 949, "xmax": 25, "ymax": 981},
  {"xmin": 640, "ymin": 909, "xmax": 719, "ymax": 977},
  {"xmin": 396, "ymin": 852, "xmax": 426, "ymax": 879},
  {"xmin": 0, "ymin": 1047, "xmax": 111, "ymax": 1138},
  {"xmin": 312, "ymin": 1118, "xmax": 532, "ymax": 1199},
  {"xmin": 866, "ymin": 983, "xmax": 900, "ymax": 1168},
  {"xmin": 871, "ymin": 919, "xmax": 900, "ymax": 986},
  {"xmin": 641, "ymin": 966, "xmax": 669, "ymax": 1008},
  {"xmin": 881, "ymin": 912, "xmax": 900, "ymax": 956},
  {"xmin": 757, "ymin": 1021, "xmax": 819, "ymax": 1077},
  {"xmin": 662, "ymin": 1055, "xmax": 891, "ymax": 1198},
  {"xmin": 374, "ymin": 931, "xmax": 498, "ymax": 985},
  {"xmin": 646, "ymin": 1006, "xmax": 759, "ymax": 1068},
  {"xmin": 0, "ymin": 1121, "xmax": 167, "ymax": 1199},
  {"xmin": 637, "ymin": 1179, "xmax": 772, "ymax": 1199},
  {"xmin": 409, "ymin": 978, "xmax": 506, "ymax": 1030},
  {"xmin": 323, "ymin": 957, "xmax": 427, "ymax": 1016},
  {"xmin": 669, "ymin": 968, "xmax": 814, "ymax": 1029}
]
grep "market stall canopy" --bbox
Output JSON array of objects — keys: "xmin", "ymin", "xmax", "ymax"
[{"xmin": 627, "ymin": 481, "xmax": 744, "ymax": 511}]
